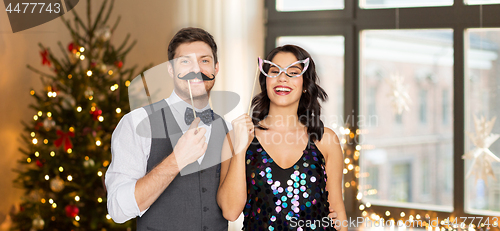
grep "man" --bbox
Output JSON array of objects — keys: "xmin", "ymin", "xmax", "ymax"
[{"xmin": 106, "ymin": 27, "xmax": 230, "ymax": 231}]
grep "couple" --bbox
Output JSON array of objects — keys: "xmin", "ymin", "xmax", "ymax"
[{"xmin": 105, "ymin": 27, "xmax": 347, "ymax": 231}]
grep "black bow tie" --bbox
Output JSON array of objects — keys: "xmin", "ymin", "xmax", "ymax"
[{"xmin": 184, "ymin": 107, "xmax": 214, "ymax": 125}]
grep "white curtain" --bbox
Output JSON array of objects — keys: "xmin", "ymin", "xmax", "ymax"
[{"xmin": 174, "ymin": 0, "xmax": 265, "ymax": 123}]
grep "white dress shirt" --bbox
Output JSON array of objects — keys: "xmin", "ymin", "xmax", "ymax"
[{"xmin": 105, "ymin": 90, "xmax": 231, "ymax": 223}]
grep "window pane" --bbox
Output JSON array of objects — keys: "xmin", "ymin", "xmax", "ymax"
[
  {"xmin": 359, "ymin": 29, "xmax": 454, "ymax": 210},
  {"xmin": 277, "ymin": 36, "xmax": 345, "ymax": 135},
  {"xmin": 360, "ymin": 0, "xmax": 453, "ymax": 9},
  {"xmin": 276, "ymin": 0, "xmax": 344, "ymax": 11},
  {"xmin": 465, "ymin": 29, "xmax": 500, "ymax": 214},
  {"xmin": 466, "ymin": 0, "xmax": 500, "ymax": 5}
]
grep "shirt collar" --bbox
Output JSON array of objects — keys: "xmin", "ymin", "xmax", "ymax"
[{"xmin": 166, "ymin": 90, "xmax": 211, "ymax": 114}]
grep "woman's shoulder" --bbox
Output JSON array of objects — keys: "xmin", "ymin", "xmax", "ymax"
[
  {"xmin": 314, "ymin": 127, "xmax": 341, "ymax": 158},
  {"xmin": 318, "ymin": 127, "xmax": 340, "ymax": 144}
]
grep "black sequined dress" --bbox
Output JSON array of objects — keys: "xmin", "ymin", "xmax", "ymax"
[{"xmin": 242, "ymin": 136, "xmax": 335, "ymax": 231}]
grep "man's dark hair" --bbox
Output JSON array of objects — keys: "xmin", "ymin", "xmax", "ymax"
[{"xmin": 167, "ymin": 27, "xmax": 218, "ymax": 64}]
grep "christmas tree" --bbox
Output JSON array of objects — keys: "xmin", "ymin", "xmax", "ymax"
[{"xmin": 11, "ymin": 0, "xmax": 149, "ymax": 230}]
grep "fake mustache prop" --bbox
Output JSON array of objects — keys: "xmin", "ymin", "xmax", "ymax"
[{"xmin": 177, "ymin": 72, "xmax": 215, "ymax": 81}]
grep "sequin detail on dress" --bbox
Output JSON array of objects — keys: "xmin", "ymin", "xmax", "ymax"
[{"xmin": 243, "ymin": 136, "xmax": 334, "ymax": 231}]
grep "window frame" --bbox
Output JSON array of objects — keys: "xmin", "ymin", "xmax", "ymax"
[{"xmin": 266, "ymin": 0, "xmax": 500, "ymax": 226}]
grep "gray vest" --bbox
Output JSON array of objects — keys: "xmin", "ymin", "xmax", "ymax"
[{"xmin": 137, "ymin": 100, "xmax": 228, "ymax": 231}]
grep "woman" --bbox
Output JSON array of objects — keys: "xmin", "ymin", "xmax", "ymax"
[{"xmin": 217, "ymin": 45, "xmax": 347, "ymax": 231}]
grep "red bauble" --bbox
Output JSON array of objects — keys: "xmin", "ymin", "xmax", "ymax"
[
  {"xmin": 114, "ymin": 61, "xmax": 123, "ymax": 68},
  {"xmin": 36, "ymin": 160, "xmax": 43, "ymax": 167},
  {"xmin": 91, "ymin": 109, "xmax": 102, "ymax": 121},
  {"xmin": 65, "ymin": 204, "xmax": 79, "ymax": 218},
  {"xmin": 68, "ymin": 42, "xmax": 76, "ymax": 53}
]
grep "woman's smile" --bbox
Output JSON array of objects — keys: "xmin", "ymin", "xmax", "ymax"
[{"xmin": 273, "ymin": 85, "xmax": 293, "ymax": 95}]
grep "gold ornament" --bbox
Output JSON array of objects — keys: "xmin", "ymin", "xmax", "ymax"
[
  {"xmin": 50, "ymin": 176, "xmax": 65, "ymax": 192},
  {"xmin": 95, "ymin": 26, "xmax": 111, "ymax": 42},
  {"xmin": 28, "ymin": 189, "xmax": 43, "ymax": 202},
  {"xmin": 84, "ymin": 87, "xmax": 94, "ymax": 98},
  {"xmin": 43, "ymin": 118, "xmax": 56, "ymax": 131},
  {"xmin": 32, "ymin": 215, "xmax": 44, "ymax": 230},
  {"xmin": 463, "ymin": 115, "xmax": 500, "ymax": 185},
  {"xmin": 83, "ymin": 158, "xmax": 95, "ymax": 168}
]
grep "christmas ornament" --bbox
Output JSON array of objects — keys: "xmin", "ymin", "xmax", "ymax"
[
  {"xmin": 83, "ymin": 158, "xmax": 95, "ymax": 168},
  {"xmin": 43, "ymin": 118, "xmax": 55, "ymax": 131},
  {"xmin": 58, "ymin": 92, "xmax": 76, "ymax": 110},
  {"xmin": 91, "ymin": 109, "xmax": 102, "ymax": 121},
  {"xmin": 463, "ymin": 115, "xmax": 500, "ymax": 185},
  {"xmin": 84, "ymin": 87, "xmax": 94, "ymax": 98},
  {"xmin": 28, "ymin": 190, "xmax": 42, "ymax": 202},
  {"xmin": 40, "ymin": 49, "xmax": 51, "ymax": 67},
  {"xmin": 35, "ymin": 160, "xmax": 43, "ymax": 168},
  {"xmin": 68, "ymin": 42, "xmax": 77, "ymax": 53},
  {"xmin": 100, "ymin": 64, "xmax": 108, "ymax": 73},
  {"xmin": 95, "ymin": 26, "xmax": 111, "ymax": 42},
  {"xmin": 114, "ymin": 61, "xmax": 123, "ymax": 69},
  {"xmin": 64, "ymin": 205, "xmax": 79, "ymax": 218},
  {"xmin": 385, "ymin": 73, "xmax": 411, "ymax": 115},
  {"xmin": 54, "ymin": 130, "xmax": 75, "ymax": 151},
  {"xmin": 50, "ymin": 176, "xmax": 65, "ymax": 192},
  {"xmin": 31, "ymin": 215, "xmax": 44, "ymax": 230}
]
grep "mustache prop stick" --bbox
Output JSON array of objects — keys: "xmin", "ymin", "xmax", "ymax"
[
  {"xmin": 187, "ymin": 79, "xmax": 197, "ymax": 120},
  {"xmin": 178, "ymin": 71, "xmax": 215, "ymax": 131}
]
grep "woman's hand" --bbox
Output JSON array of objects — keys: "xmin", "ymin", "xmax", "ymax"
[{"xmin": 231, "ymin": 114, "xmax": 254, "ymax": 155}]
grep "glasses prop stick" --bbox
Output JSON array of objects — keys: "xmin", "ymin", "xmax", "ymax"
[{"xmin": 247, "ymin": 64, "xmax": 259, "ymax": 116}]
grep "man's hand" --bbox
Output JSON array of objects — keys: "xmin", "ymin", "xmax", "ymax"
[
  {"xmin": 328, "ymin": 208, "xmax": 338, "ymax": 230},
  {"xmin": 173, "ymin": 117, "xmax": 207, "ymax": 170}
]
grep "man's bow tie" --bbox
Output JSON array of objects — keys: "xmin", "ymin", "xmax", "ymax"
[{"xmin": 184, "ymin": 107, "xmax": 214, "ymax": 125}]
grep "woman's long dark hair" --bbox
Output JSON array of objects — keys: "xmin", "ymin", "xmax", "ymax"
[{"xmin": 251, "ymin": 45, "xmax": 328, "ymax": 142}]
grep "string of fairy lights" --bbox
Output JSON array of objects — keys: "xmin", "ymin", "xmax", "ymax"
[
  {"xmin": 26, "ymin": 45, "xmax": 132, "ymax": 224},
  {"xmin": 338, "ymin": 126, "xmax": 498, "ymax": 231}
]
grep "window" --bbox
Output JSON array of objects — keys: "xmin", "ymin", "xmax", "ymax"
[
  {"xmin": 360, "ymin": 0, "xmax": 453, "ymax": 9},
  {"xmin": 442, "ymin": 89, "xmax": 450, "ymax": 125},
  {"xmin": 359, "ymin": 29, "xmax": 453, "ymax": 209},
  {"xmin": 267, "ymin": 0, "xmax": 500, "ymax": 226},
  {"xmin": 419, "ymin": 89, "xmax": 428, "ymax": 124},
  {"xmin": 466, "ymin": 0, "xmax": 500, "ymax": 5},
  {"xmin": 276, "ymin": 0, "xmax": 344, "ymax": 11},
  {"xmin": 390, "ymin": 162, "xmax": 412, "ymax": 202},
  {"xmin": 465, "ymin": 29, "xmax": 500, "ymax": 214}
]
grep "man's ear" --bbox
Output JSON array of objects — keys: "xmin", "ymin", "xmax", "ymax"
[
  {"xmin": 167, "ymin": 61, "xmax": 174, "ymax": 79},
  {"xmin": 215, "ymin": 62, "xmax": 219, "ymax": 76}
]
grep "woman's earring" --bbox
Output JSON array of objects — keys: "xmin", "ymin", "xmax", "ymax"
[{"xmin": 303, "ymin": 90, "xmax": 307, "ymax": 93}]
